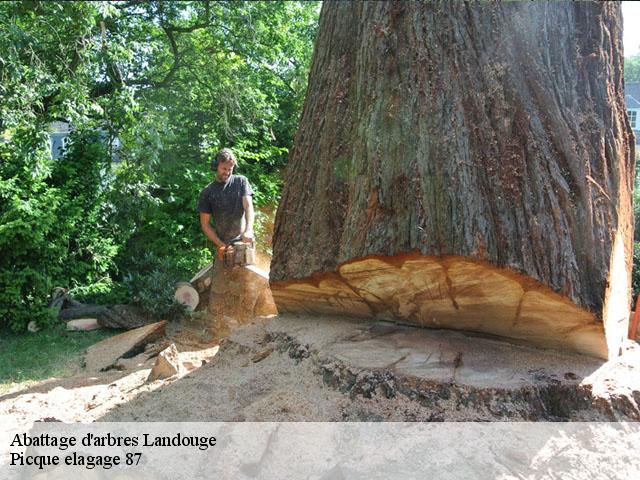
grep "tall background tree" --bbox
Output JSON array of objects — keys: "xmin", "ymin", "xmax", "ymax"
[{"xmin": 271, "ymin": 1, "xmax": 634, "ymax": 359}]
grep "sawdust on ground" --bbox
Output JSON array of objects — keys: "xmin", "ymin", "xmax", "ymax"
[{"xmin": 2, "ymin": 309, "xmax": 640, "ymax": 445}]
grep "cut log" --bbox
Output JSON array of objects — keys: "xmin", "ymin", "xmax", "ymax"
[
  {"xmin": 191, "ymin": 266, "xmax": 214, "ymax": 310},
  {"xmin": 208, "ymin": 264, "xmax": 277, "ymax": 324},
  {"xmin": 190, "ymin": 262, "xmax": 214, "ymax": 292},
  {"xmin": 192, "ymin": 274, "xmax": 212, "ymax": 294},
  {"xmin": 98, "ymin": 305, "xmax": 149, "ymax": 329},
  {"xmin": 84, "ymin": 321, "xmax": 167, "ymax": 372},
  {"xmin": 59, "ymin": 304, "xmax": 149, "ymax": 330},
  {"xmin": 174, "ymin": 281, "xmax": 199, "ymax": 311},
  {"xmin": 50, "ymin": 287, "xmax": 82, "ymax": 311},
  {"xmin": 59, "ymin": 305, "xmax": 108, "ymax": 321},
  {"xmin": 271, "ymin": 2, "xmax": 633, "ymax": 359},
  {"xmin": 66, "ymin": 318, "xmax": 101, "ymax": 331}
]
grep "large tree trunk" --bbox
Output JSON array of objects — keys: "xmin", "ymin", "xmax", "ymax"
[{"xmin": 270, "ymin": 1, "xmax": 634, "ymax": 359}]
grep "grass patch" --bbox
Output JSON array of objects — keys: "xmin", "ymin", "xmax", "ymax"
[{"xmin": 0, "ymin": 323, "xmax": 117, "ymax": 395}]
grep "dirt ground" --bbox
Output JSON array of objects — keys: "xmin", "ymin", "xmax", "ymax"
[{"xmin": 2, "ymin": 309, "xmax": 640, "ymax": 450}]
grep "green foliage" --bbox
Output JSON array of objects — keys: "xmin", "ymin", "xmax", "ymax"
[
  {"xmin": 228, "ymin": 141, "xmax": 287, "ymax": 205},
  {"xmin": 70, "ymin": 276, "xmax": 129, "ymax": 306},
  {"xmin": 0, "ymin": 128, "xmax": 64, "ymax": 331},
  {"xmin": 49, "ymin": 131, "xmax": 119, "ymax": 282},
  {"xmin": 98, "ymin": 0, "xmax": 320, "ymax": 289},
  {"xmin": 120, "ymin": 252, "xmax": 189, "ymax": 320},
  {"xmin": 0, "ymin": 129, "xmax": 118, "ymax": 332},
  {"xmin": 106, "ymin": 159, "xmax": 212, "ymax": 273},
  {"xmin": 1, "ymin": 1, "xmax": 320, "ymax": 335},
  {"xmin": 253, "ymin": 207, "xmax": 274, "ymax": 257},
  {"xmin": 626, "ymin": 54, "xmax": 640, "ymax": 83}
]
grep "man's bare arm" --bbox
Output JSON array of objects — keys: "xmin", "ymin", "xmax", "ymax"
[
  {"xmin": 242, "ymin": 195, "xmax": 254, "ymax": 241},
  {"xmin": 199, "ymin": 212, "xmax": 225, "ymax": 248}
]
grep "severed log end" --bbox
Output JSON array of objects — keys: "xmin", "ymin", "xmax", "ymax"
[
  {"xmin": 67, "ymin": 318, "xmax": 101, "ymax": 331},
  {"xmin": 270, "ymin": 253, "xmax": 616, "ymax": 359},
  {"xmin": 174, "ymin": 281, "xmax": 199, "ymax": 311}
]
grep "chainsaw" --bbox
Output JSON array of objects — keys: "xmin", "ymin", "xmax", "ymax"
[{"xmin": 218, "ymin": 241, "xmax": 256, "ymax": 268}]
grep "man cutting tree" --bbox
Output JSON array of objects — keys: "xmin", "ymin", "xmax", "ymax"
[
  {"xmin": 198, "ymin": 148, "xmax": 254, "ymax": 263},
  {"xmin": 196, "ymin": 147, "xmax": 275, "ymax": 322}
]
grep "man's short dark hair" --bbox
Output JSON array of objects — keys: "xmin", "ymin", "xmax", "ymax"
[{"xmin": 212, "ymin": 148, "xmax": 237, "ymax": 169}]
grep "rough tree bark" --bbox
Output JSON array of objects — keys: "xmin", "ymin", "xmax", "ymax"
[{"xmin": 270, "ymin": 1, "xmax": 634, "ymax": 359}]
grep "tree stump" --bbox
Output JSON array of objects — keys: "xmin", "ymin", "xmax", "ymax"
[{"xmin": 208, "ymin": 263, "xmax": 277, "ymax": 325}]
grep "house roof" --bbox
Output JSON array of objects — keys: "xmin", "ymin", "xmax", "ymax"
[{"xmin": 625, "ymin": 82, "xmax": 640, "ymax": 108}]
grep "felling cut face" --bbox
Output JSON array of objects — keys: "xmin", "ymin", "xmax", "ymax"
[
  {"xmin": 216, "ymin": 161, "xmax": 234, "ymax": 183},
  {"xmin": 269, "ymin": 254, "xmax": 611, "ymax": 359}
]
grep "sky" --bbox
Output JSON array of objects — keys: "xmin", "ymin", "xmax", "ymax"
[{"xmin": 623, "ymin": 1, "xmax": 640, "ymax": 57}]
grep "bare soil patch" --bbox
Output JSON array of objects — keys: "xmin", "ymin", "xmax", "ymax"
[{"xmin": 2, "ymin": 312, "xmax": 639, "ymax": 449}]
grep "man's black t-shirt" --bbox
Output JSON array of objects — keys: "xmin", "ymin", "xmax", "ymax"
[{"xmin": 198, "ymin": 175, "xmax": 253, "ymax": 244}]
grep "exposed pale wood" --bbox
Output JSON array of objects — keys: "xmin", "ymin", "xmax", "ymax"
[
  {"xmin": 191, "ymin": 274, "xmax": 212, "ymax": 294},
  {"xmin": 208, "ymin": 265, "xmax": 277, "ymax": 323},
  {"xmin": 271, "ymin": 254, "xmax": 608, "ymax": 359},
  {"xmin": 147, "ymin": 344, "xmax": 184, "ymax": 382},
  {"xmin": 66, "ymin": 318, "xmax": 101, "ymax": 331},
  {"xmin": 85, "ymin": 321, "xmax": 167, "ymax": 372},
  {"xmin": 270, "ymin": 275, "xmax": 370, "ymax": 318},
  {"xmin": 174, "ymin": 281, "xmax": 199, "ymax": 311}
]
